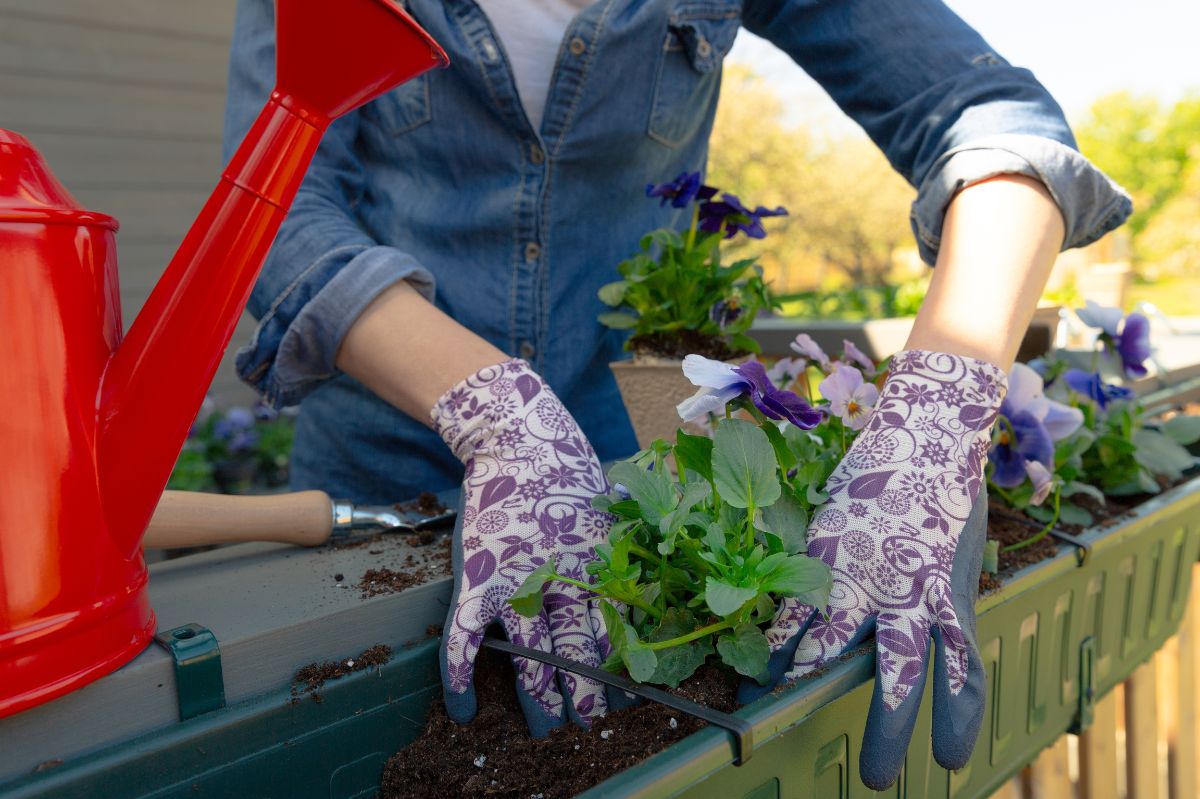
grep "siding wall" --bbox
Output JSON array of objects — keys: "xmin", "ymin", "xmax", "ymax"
[{"xmin": 1, "ymin": 0, "xmax": 257, "ymax": 406}]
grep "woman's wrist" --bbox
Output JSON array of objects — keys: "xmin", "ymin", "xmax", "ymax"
[
  {"xmin": 335, "ymin": 279, "xmax": 507, "ymax": 423},
  {"xmin": 905, "ymin": 173, "xmax": 1065, "ymax": 371}
]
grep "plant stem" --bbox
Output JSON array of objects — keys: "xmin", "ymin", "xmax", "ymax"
[
  {"xmin": 686, "ymin": 203, "xmax": 699, "ymax": 252},
  {"xmin": 645, "ymin": 618, "xmax": 735, "ymax": 651},
  {"xmin": 658, "ymin": 549, "xmax": 669, "ymax": 616},
  {"xmin": 988, "ymin": 479, "xmax": 1016, "ymax": 506},
  {"xmin": 1002, "ymin": 486, "xmax": 1061, "ymax": 553}
]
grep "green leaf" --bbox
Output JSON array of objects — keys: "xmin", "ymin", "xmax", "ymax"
[
  {"xmin": 1133, "ymin": 428, "xmax": 1196, "ymax": 479},
  {"xmin": 716, "ymin": 623, "xmax": 771, "ymax": 683},
  {"xmin": 591, "ymin": 494, "xmax": 613, "ymax": 512},
  {"xmin": 1055, "ymin": 428, "xmax": 1096, "ymax": 466},
  {"xmin": 1163, "ymin": 415, "xmax": 1200, "ymax": 445},
  {"xmin": 600, "ymin": 601, "xmax": 657, "ymax": 682},
  {"xmin": 705, "ymin": 577, "xmax": 758, "ymax": 617},
  {"xmin": 757, "ymin": 492, "xmax": 809, "ymax": 553},
  {"xmin": 674, "ymin": 430, "xmax": 715, "ymax": 485},
  {"xmin": 704, "ymin": 523, "xmax": 728, "ymax": 556},
  {"xmin": 598, "ymin": 312, "xmax": 639, "ymax": 329},
  {"xmin": 606, "ymin": 499, "xmax": 644, "ymax": 519},
  {"xmin": 1057, "ymin": 502, "xmax": 1094, "ymax": 527},
  {"xmin": 712, "ymin": 419, "xmax": 780, "ymax": 510},
  {"xmin": 597, "ymin": 280, "xmax": 629, "ymax": 307},
  {"xmin": 1062, "ymin": 481, "xmax": 1106, "ymax": 505},
  {"xmin": 648, "ymin": 609, "xmax": 714, "ymax": 687},
  {"xmin": 805, "ymin": 481, "xmax": 828, "ymax": 506},
  {"xmin": 761, "ymin": 421, "xmax": 798, "ymax": 472},
  {"xmin": 658, "ymin": 481, "xmax": 712, "ymax": 554},
  {"xmin": 758, "ymin": 555, "xmax": 831, "ymax": 607},
  {"xmin": 729, "ymin": 332, "xmax": 762, "ymax": 354},
  {"xmin": 608, "ymin": 461, "xmax": 678, "ymax": 526},
  {"xmin": 508, "ymin": 561, "xmax": 556, "ymax": 618},
  {"xmin": 981, "ymin": 540, "xmax": 999, "ymax": 575}
]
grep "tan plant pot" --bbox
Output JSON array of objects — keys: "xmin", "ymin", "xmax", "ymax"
[{"xmin": 610, "ymin": 357, "xmax": 709, "ymax": 450}]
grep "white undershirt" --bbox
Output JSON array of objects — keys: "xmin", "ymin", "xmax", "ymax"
[{"xmin": 475, "ymin": 0, "xmax": 592, "ymax": 130}]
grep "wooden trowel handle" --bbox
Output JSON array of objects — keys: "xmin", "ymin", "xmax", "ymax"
[{"xmin": 144, "ymin": 489, "xmax": 333, "ymax": 549}]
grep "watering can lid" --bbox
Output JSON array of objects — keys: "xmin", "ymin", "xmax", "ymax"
[{"xmin": 0, "ymin": 129, "xmax": 118, "ymax": 230}]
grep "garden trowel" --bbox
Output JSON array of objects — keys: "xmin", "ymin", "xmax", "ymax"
[{"xmin": 143, "ymin": 489, "xmax": 455, "ymax": 549}]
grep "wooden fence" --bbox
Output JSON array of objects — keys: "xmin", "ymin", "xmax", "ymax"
[{"xmin": 991, "ymin": 563, "xmax": 1200, "ymax": 799}]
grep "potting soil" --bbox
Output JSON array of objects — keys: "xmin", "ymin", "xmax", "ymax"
[{"xmin": 379, "ymin": 646, "xmax": 737, "ymax": 799}]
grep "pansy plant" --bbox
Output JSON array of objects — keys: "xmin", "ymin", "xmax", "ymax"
[
  {"xmin": 598, "ymin": 172, "xmax": 785, "ymax": 357},
  {"xmin": 510, "ymin": 337, "xmax": 886, "ymax": 687},
  {"xmin": 989, "ymin": 303, "xmax": 1199, "ymax": 552}
]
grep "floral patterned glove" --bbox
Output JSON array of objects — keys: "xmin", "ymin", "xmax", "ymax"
[
  {"xmin": 433, "ymin": 360, "xmax": 614, "ymax": 736},
  {"xmin": 742, "ymin": 350, "xmax": 1008, "ymax": 788}
]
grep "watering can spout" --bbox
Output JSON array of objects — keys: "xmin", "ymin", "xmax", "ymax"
[{"xmin": 98, "ymin": 0, "xmax": 446, "ymax": 554}]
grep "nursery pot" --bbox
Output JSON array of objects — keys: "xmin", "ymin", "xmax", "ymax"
[{"xmin": 610, "ymin": 357, "xmax": 706, "ymax": 449}]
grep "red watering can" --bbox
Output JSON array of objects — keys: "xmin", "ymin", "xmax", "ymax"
[{"xmin": 0, "ymin": 0, "xmax": 446, "ymax": 718}]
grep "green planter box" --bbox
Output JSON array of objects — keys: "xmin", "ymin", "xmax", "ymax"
[{"xmin": 5, "ymin": 478, "xmax": 1199, "ymax": 799}]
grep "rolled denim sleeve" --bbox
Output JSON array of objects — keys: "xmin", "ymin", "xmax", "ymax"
[
  {"xmin": 743, "ymin": 0, "xmax": 1132, "ymax": 265},
  {"xmin": 223, "ymin": 0, "xmax": 434, "ymax": 407}
]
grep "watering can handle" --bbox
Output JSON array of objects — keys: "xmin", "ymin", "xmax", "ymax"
[{"xmin": 144, "ymin": 490, "xmax": 334, "ymax": 549}]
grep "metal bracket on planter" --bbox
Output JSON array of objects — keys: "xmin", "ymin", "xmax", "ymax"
[
  {"xmin": 1049, "ymin": 528, "xmax": 1092, "ymax": 566},
  {"xmin": 481, "ymin": 637, "xmax": 755, "ymax": 765},
  {"xmin": 1069, "ymin": 636, "xmax": 1097, "ymax": 735},
  {"xmin": 154, "ymin": 623, "xmax": 226, "ymax": 721},
  {"xmin": 994, "ymin": 507, "xmax": 1091, "ymax": 567}
]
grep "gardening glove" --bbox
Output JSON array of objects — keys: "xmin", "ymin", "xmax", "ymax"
[
  {"xmin": 433, "ymin": 359, "xmax": 615, "ymax": 737},
  {"xmin": 741, "ymin": 350, "xmax": 1007, "ymax": 788}
]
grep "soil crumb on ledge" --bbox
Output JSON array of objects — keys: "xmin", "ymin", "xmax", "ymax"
[
  {"xmin": 397, "ymin": 491, "xmax": 449, "ymax": 517},
  {"xmin": 380, "ymin": 648, "xmax": 736, "ymax": 799},
  {"xmin": 290, "ymin": 644, "xmax": 392, "ymax": 704},
  {"xmin": 358, "ymin": 537, "xmax": 451, "ymax": 599}
]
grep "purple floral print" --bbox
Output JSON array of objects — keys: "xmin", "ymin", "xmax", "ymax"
[
  {"xmin": 765, "ymin": 350, "xmax": 1008, "ymax": 711},
  {"xmin": 433, "ymin": 360, "xmax": 612, "ymax": 726}
]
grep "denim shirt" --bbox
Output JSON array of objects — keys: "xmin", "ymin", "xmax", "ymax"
[{"xmin": 223, "ymin": 0, "xmax": 1131, "ymax": 503}]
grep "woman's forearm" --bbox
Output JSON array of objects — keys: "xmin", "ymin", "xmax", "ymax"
[
  {"xmin": 905, "ymin": 174, "xmax": 1066, "ymax": 371},
  {"xmin": 335, "ymin": 280, "xmax": 507, "ymax": 423}
]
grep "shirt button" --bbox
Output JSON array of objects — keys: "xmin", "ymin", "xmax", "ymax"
[
  {"xmin": 530, "ymin": 143, "xmax": 545, "ymax": 164},
  {"xmin": 519, "ymin": 341, "xmax": 537, "ymax": 359},
  {"xmin": 696, "ymin": 37, "xmax": 712, "ymax": 58},
  {"xmin": 525, "ymin": 242, "xmax": 541, "ymax": 262},
  {"xmin": 481, "ymin": 38, "xmax": 499, "ymax": 62},
  {"xmin": 569, "ymin": 36, "xmax": 586, "ymax": 56}
]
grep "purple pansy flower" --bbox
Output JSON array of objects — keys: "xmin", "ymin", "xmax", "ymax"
[
  {"xmin": 214, "ymin": 406, "xmax": 258, "ymax": 453},
  {"xmin": 1076, "ymin": 301, "xmax": 1152, "ymax": 377},
  {"xmin": 645, "ymin": 171, "xmax": 717, "ymax": 209},
  {"xmin": 842, "ymin": 339, "xmax": 876, "ymax": 373},
  {"xmin": 1115, "ymin": 312, "xmax": 1151, "ymax": 377},
  {"xmin": 818, "ymin": 364, "xmax": 879, "ymax": 431},
  {"xmin": 709, "ymin": 297, "xmax": 743, "ymax": 327},
  {"xmin": 790, "ymin": 333, "xmax": 832, "ymax": 371},
  {"xmin": 676, "ymin": 355, "xmax": 821, "ymax": 428},
  {"xmin": 766, "ymin": 356, "xmax": 806, "ymax": 388},
  {"xmin": 1024, "ymin": 460, "xmax": 1057, "ymax": 506},
  {"xmin": 1076, "ymin": 299, "xmax": 1124, "ymax": 336},
  {"xmin": 697, "ymin": 193, "xmax": 787, "ymax": 239},
  {"xmin": 1063, "ymin": 369, "xmax": 1135, "ymax": 409},
  {"xmin": 989, "ymin": 363, "xmax": 1082, "ymax": 487}
]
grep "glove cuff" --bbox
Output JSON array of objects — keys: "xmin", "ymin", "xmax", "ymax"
[{"xmin": 430, "ymin": 359, "xmax": 546, "ymax": 462}]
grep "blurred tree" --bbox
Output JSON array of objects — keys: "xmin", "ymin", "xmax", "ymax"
[
  {"xmin": 1075, "ymin": 91, "xmax": 1200, "ymax": 243},
  {"xmin": 1136, "ymin": 143, "xmax": 1200, "ymax": 278},
  {"xmin": 707, "ymin": 67, "xmax": 914, "ymax": 294}
]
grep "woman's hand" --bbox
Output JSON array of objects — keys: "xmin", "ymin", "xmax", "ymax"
[
  {"xmin": 432, "ymin": 360, "xmax": 615, "ymax": 736},
  {"xmin": 746, "ymin": 351, "xmax": 1006, "ymax": 788}
]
